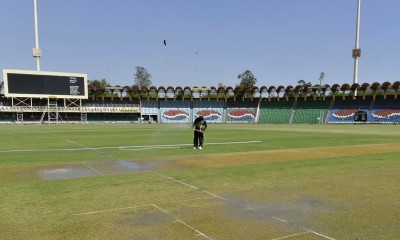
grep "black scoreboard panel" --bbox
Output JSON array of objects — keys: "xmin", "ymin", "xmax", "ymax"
[
  {"xmin": 7, "ymin": 73, "xmax": 85, "ymax": 96},
  {"xmin": 354, "ymin": 110, "xmax": 368, "ymax": 122},
  {"xmin": 3, "ymin": 69, "xmax": 88, "ymax": 99}
]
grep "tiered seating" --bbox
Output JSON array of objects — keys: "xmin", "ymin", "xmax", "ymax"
[
  {"xmin": 293, "ymin": 99, "xmax": 331, "ymax": 124},
  {"xmin": 226, "ymin": 100, "xmax": 258, "ymax": 123},
  {"xmin": 0, "ymin": 97, "xmax": 12, "ymax": 106},
  {"xmin": 159, "ymin": 101, "xmax": 191, "ymax": 123},
  {"xmin": 0, "ymin": 114, "xmax": 13, "ymax": 123},
  {"xmin": 1, "ymin": 95, "xmax": 399, "ymax": 124},
  {"xmin": 193, "ymin": 100, "xmax": 224, "ymax": 122},
  {"xmin": 259, "ymin": 99, "xmax": 294, "ymax": 123},
  {"xmin": 87, "ymin": 114, "xmax": 138, "ymax": 123},
  {"xmin": 141, "ymin": 100, "xmax": 159, "ymax": 115},
  {"xmin": 371, "ymin": 98, "xmax": 400, "ymax": 123},
  {"xmin": 328, "ymin": 98, "xmax": 372, "ymax": 123},
  {"xmin": 226, "ymin": 100, "xmax": 258, "ymax": 108}
]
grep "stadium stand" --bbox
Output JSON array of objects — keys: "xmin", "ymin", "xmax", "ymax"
[
  {"xmin": 226, "ymin": 100, "xmax": 258, "ymax": 123},
  {"xmin": 0, "ymin": 112, "xmax": 13, "ymax": 123},
  {"xmin": 141, "ymin": 100, "xmax": 158, "ymax": 114},
  {"xmin": 293, "ymin": 99, "xmax": 331, "ymax": 124},
  {"xmin": 159, "ymin": 100, "xmax": 191, "ymax": 123},
  {"xmin": 0, "ymin": 96, "xmax": 12, "ymax": 106},
  {"xmin": 1, "ymin": 85, "xmax": 399, "ymax": 124},
  {"xmin": 141, "ymin": 100, "xmax": 159, "ymax": 122},
  {"xmin": 193, "ymin": 100, "xmax": 224, "ymax": 123},
  {"xmin": 328, "ymin": 98, "xmax": 372, "ymax": 123},
  {"xmin": 371, "ymin": 98, "xmax": 400, "ymax": 123},
  {"xmin": 258, "ymin": 99, "xmax": 294, "ymax": 123},
  {"xmin": 87, "ymin": 113, "xmax": 138, "ymax": 123}
]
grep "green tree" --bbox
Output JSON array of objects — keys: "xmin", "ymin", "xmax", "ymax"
[
  {"xmin": 237, "ymin": 70, "xmax": 257, "ymax": 98},
  {"xmin": 88, "ymin": 79, "xmax": 108, "ymax": 97},
  {"xmin": 297, "ymin": 79, "xmax": 312, "ymax": 97},
  {"xmin": 238, "ymin": 70, "xmax": 257, "ymax": 89},
  {"xmin": 134, "ymin": 66, "xmax": 152, "ymax": 88},
  {"xmin": 297, "ymin": 79, "xmax": 311, "ymax": 87}
]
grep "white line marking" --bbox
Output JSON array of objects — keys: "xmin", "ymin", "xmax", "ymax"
[
  {"xmin": 120, "ymin": 140, "xmax": 261, "ymax": 150},
  {"xmin": 154, "ymin": 172, "xmax": 199, "ymax": 190},
  {"xmin": 154, "ymin": 172, "xmax": 226, "ymax": 200},
  {"xmin": 66, "ymin": 139, "xmax": 113, "ymax": 158},
  {"xmin": 270, "ymin": 231, "xmax": 310, "ymax": 240},
  {"xmin": 72, "ymin": 197, "xmax": 214, "ymax": 216},
  {"xmin": 272, "ymin": 217, "xmax": 287, "ymax": 223},
  {"xmin": 271, "ymin": 217, "xmax": 335, "ymax": 240},
  {"xmin": 82, "ymin": 162, "xmax": 103, "ymax": 175},
  {"xmin": 66, "ymin": 139, "xmax": 108, "ymax": 174},
  {"xmin": 201, "ymin": 190, "xmax": 226, "ymax": 200},
  {"xmin": 164, "ymin": 202, "xmax": 224, "ymax": 212},
  {"xmin": 170, "ymin": 196, "xmax": 215, "ymax": 202},
  {"xmin": 0, "ymin": 140, "xmax": 261, "ymax": 153},
  {"xmin": 303, "ymin": 228, "xmax": 336, "ymax": 240},
  {"xmin": 244, "ymin": 205, "xmax": 254, "ymax": 211},
  {"xmin": 120, "ymin": 146, "xmax": 181, "ymax": 151},
  {"xmin": 73, "ymin": 204, "xmax": 152, "ymax": 216},
  {"xmin": 152, "ymin": 204, "xmax": 213, "ymax": 240},
  {"xmin": 175, "ymin": 219, "xmax": 213, "ymax": 240},
  {"xmin": 184, "ymin": 202, "xmax": 223, "ymax": 209},
  {"xmin": 65, "ymin": 139, "xmax": 87, "ymax": 147}
]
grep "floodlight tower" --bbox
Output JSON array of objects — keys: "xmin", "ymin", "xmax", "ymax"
[
  {"xmin": 319, "ymin": 72, "xmax": 325, "ymax": 87},
  {"xmin": 352, "ymin": 0, "xmax": 361, "ymax": 96},
  {"xmin": 318, "ymin": 72, "xmax": 325, "ymax": 97},
  {"xmin": 33, "ymin": 0, "xmax": 42, "ymax": 71}
]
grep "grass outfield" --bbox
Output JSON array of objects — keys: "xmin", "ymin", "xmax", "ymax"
[{"xmin": 0, "ymin": 123, "xmax": 399, "ymax": 239}]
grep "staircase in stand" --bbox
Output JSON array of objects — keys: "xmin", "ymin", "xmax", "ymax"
[{"xmin": 40, "ymin": 98, "xmax": 63, "ymax": 124}]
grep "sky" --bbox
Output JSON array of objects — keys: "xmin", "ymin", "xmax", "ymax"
[{"xmin": 1, "ymin": 0, "xmax": 400, "ymax": 88}]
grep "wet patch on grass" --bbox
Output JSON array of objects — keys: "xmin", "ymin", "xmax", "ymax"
[
  {"xmin": 222, "ymin": 194, "xmax": 338, "ymax": 230},
  {"xmin": 37, "ymin": 160, "xmax": 172, "ymax": 180}
]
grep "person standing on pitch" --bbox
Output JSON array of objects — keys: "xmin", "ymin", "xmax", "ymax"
[{"xmin": 192, "ymin": 114, "xmax": 207, "ymax": 150}]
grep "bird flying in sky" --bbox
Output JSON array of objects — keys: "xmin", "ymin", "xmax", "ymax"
[{"xmin": 163, "ymin": 40, "xmax": 166, "ymax": 46}]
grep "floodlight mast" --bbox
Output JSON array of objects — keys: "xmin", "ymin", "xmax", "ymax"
[
  {"xmin": 33, "ymin": 0, "xmax": 41, "ymax": 71},
  {"xmin": 319, "ymin": 72, "xmax": 325, "ymax": 87},
  {"xmin": 353, "ymin": 0, "xmax": 361, "ymax": 96},
  {"xmin": 318, "ymin": 72, "xmax": 325, "ymax": 96}
]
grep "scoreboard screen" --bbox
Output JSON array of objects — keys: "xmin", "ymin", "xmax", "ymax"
[
  {"xmin": 3, "ymin": 69, "xmax": 88, "ymax": 99},
  {"xmin": 354, "ymin": 110, "xmax": 368, "ymax": 122}
]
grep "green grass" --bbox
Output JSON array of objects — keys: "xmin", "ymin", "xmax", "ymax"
[{"xmin": 0, "ymin": 124, "xmax": 400, "ymax": 239}]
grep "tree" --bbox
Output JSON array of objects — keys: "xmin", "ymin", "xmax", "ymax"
[
  {"xmin": 134, "ymin": 66, "xmax": 152, "ymax": 88},
  {"xmin": 297, "ymin": 79, "xmax": 311, "ymax": 87},
  {"xmin": 297, "ymin": 79, "xmax": 312, "ymax": 97},
  {"xmin": 237, "ymin": 70, "xmax": 257, "ymax": 99},
  {"xmin": 238, "ymin": 70, "xmax": 257, "ymax": 89},
  {"xmin": 88, "ymin": 79, "xmax": 108, "ymax": 97}
]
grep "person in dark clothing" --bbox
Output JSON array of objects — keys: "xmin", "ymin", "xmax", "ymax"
[{"xmin": 192, "ymin": 114, "xmax": 207, "ymax": 150}]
